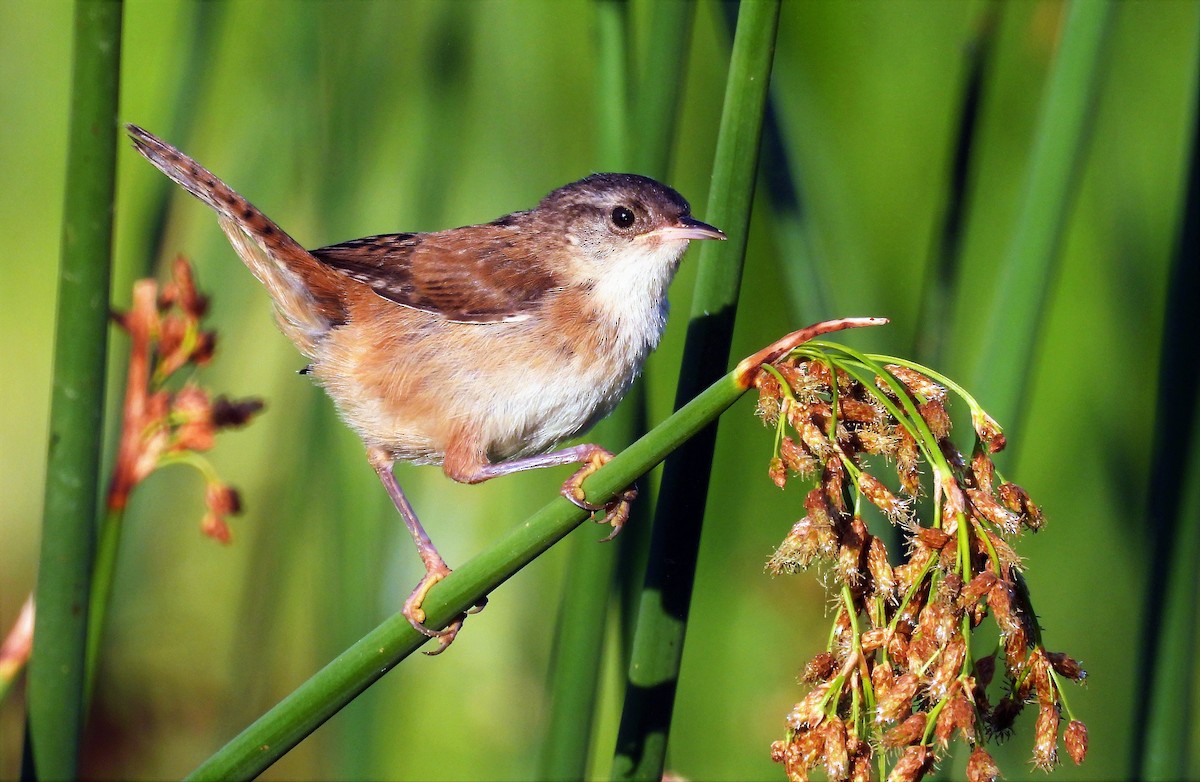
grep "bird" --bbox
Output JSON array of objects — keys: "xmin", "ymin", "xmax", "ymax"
[{"xmin": 125, "ymin": 124, "xmax": 726, "ymax": 652}]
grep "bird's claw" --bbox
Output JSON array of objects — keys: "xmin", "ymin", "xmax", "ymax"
[
  {"xmin": 403, "ymin": 565, "xmax": 483, "ymax": 655},
  {"xmin": 560, "ymin": 450, "xmax": 637, "ymax": 541}
]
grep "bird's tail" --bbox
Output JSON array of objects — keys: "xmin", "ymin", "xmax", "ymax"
[{"xmin": 126, "ymin": 124, "xmax": 346, "ymax": 354}]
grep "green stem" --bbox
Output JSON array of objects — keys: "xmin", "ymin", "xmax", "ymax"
[
  {"xmin": 25, "ymin": 2, "xmax": 123, "ymax": 779},
  {"xmin": 85, "ymin": 505, "xmax": 125, "ymax": 696},
  {"xmin": 537, "ymin": 3, "xmax": 698, "ymax": 777},
  {"xmin": 611, "ymin": 3, "xmax": 781, "ymax": 779},
  {"xmin": 187, "ymin": 365, "xmax": 752, "ymax": 781},
  {"xmin": 959, "ymin": 0, "xmax": 1113, "ymax": 429}
]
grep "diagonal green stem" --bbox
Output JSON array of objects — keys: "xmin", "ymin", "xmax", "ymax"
[
  {"xmin": 24, "ymin": 2, "xmax": 123, "ymax": 779},
  {"xmin": 185, "ymin": 366, "xmax": 754, "ymax": 781},
  {"xmin": 611, "ymin": 2, "xmax": 781, "ymax": 780}
]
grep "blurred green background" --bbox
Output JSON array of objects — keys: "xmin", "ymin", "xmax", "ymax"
[{"xmin": 2, "ymin": 1, "xmax": 1198, "ymax": 779}]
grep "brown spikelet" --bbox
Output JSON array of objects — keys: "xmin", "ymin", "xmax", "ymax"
[
  {"xmin": 872, "ymin": 661, "xmax": 895, "ymax": 704},
  {"xmin": 973, "ymin": 653, "xmax": 996, "ymax": 688},
  {"xmin": 970, "ymin": 449, "xmax": 995, "ymax": 493},
  {"xmin": 998, "ymin": 482, "xmax": 1045, "ymax": 531},
  {"xmin": 861, "ymin": 628, "xmax": 887, "ymax": 653},
  {"xmin": 839, "ymin": 397, "xmax": 881, "ymax": 423},
  {"xmin": 755, "ymin": 373, "xmax": 784, "ymax": 425},
  {"xmin": 882, "ymin": 712, "xmax": 926, "ymax": 748},
  {"xmin": 934, "ymin": 694, "xmax": 975, "ymax": 747},
  {"xmin": 768, "ymin": 515, "xmax": 834, "ymax": 574},
  {"xmin": 860, "ymin": 472, "xmax": 910, "ymax": 524},
  {"xmin": 966, "ymin": 747, "xmax": 1000, "ymax": 782},
  {"xmin": 967, "ymin": 488, "xmax": 1021, "ymax": 535},
  {"xmin": 867, "ymin": 536, "xmax": 896, "ymax": 600},
  {"xmin": 781, "ymin": 435, "xmax": 817, "ymax": 477},
  {"xmin": 856, "ymin": 422, "xmax": 900, "ymax": 456},
  {"xmin": 849, "ymin": 752, "xmax": 871, "ymax": 782},
  {"xmin": 788, "ymin": 683, "xmax": 831, "ymax": 730},
  {"xmin": 770, "ymin": 456, "xmax": 788, "ymax": 489},
  {"xmin": 886, "ymin": 744, "xmax": 931, "ymax": 782},
  {"xmin": 919, "ymin": 400, "xmax": 952, "ymax": 440},
  {"xmin": 884, "ymin": 365, "xmax": 946, "ymax": 403},
  {"xmin": 877, "ymin": 672, "xmax": 920, "ymax": 723},
  {"xmin": 798, "ymin": 414, "xmax": 834, "ymax": 459},
  {"xmin": 1064, "ymin": 719, "xmax": 1088, "ymax": 765},
  {"xmin": 896, "ymin": 428, "xmax": 922, "ymax": 495},
  {"xmin": 1047, "ymin": 651, "xmax": 1087, "ymax": 683},
  {"xmin": 929, "ymin": 637, "xmax": 966, "ymax": 701},
  {"xmin": 940, "ymin": 473, "xmax": 967, "ymax": 519},
  {"xmin": 802, "ymin": 651, "xmax": 838, "ymax": 683},
  {"xmin": 822, "ymin": 718, "xmax": 850, "ymax": 782},
  {"xmin": 1032, "ymin": 702, "xmax": 1061, "ymax": 770},
  {"xmin": 960, "ymin": 571, "xmax": 998, "ymax": 606},
  {"xmin": 915, "ymin": 527, "xmax": 952, "ymax": 551},
  {"xmin": 971, "ymin": 408, "xmax": 1006, "ymax": 453},
  {"xmin": 824, "ymin": 459, "xmax": 848, "ymax": 514}
]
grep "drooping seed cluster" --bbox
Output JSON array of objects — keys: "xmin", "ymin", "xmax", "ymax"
[
  {"xmin": 756, "ymin": 350, "xmax": 1087, "ymax": 782},
  {"xmin": 110, "ymin": 257, "xmax": 263, "ymax": 542}
]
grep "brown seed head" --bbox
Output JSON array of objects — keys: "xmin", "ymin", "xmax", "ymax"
[
  {"xmin": 895, "ymin": 428, "xmax": 922, "ymax": 497},
  {"xmin": 822, "ymin": 718, "xmax": 850, "ymax": 782},
  {"xmin": 919, "ymin": 400, "xmax": 952, "ymax": 440},
  {"xmin": 839, "ymin": 397, "xmax": 881, "ymax": 424},
  {"xmin": 860, "ymin": 472, "xmax": 910, "ymax": 525},
  {"xmin": 973, "ymin": 654, "xmax": 996, "ymax": 688},
  {"xmin": 1032, "ymin": 702, "xmax": 1061, "ymax": 770},
  {"xmin": 788, "ymin": 683, "xmax": 831, "ymax": 730},
  {"xmin": 882, "ymin": 712, "xmax": 927, "ymax": 749},
  {"xmin": 172, "ymin": 385, "xmax": 216, "ymax": 452},
  {"xmin": 856, "ymin": 422, "xmax": 901, "ymax": 456},
  {"xmin": 877, "ymin": 672, "xmax": 920, "ymax": 723},
  {"xmin": 823, "ymin": 459, "xmax": 848, "ymax": 514},
  {"xmin": 755, "ymin": 373, "xmax": 784, "ymax": 426},
  {"xmin": 867, "ymin": 536, "xmax": 896, "ymax": 601},
  {"xmin": 970, "ymin": 449, "xmax": 996, "ymax": 493},
  {"xmin": 990, "ymin": 696, "xmax": 1023, "ymax": 737},
  {"xmin": 966, "ymin": 747, "xmax": 1000, "ymax": 782},
  {"xmin": 886, "ymin": 744, "xmax": 931, "ymax": 782},
  {"xmin": 934, "ymin": 694, "xmax": 976, "ymax": 747},
  {"xmin": 212, "ymin": 396, "xmax": 265, "ymax": 429},
  {"xmin": 967, "ymin": 488, "xmax": 1022, "ymax": 535},
  {"xmin": 884, "ymin": 365, "xmax": 947, "ymax": 403},
  {"xmin": 768, "ymin": 515, "xmax": 834, "ymax": 574},
  {"xmin": 1046, "ymin": 651, "xmax": 1087, "ymax": 683},
  {"xmin": 781, "ymin": 435, "xmax": 817, "ymax": 478},
  {"xmin": 998, "ymin": 482, "xmax": 1045, "ymax": 531},
  {"xmin": 770, "ymin": 456, "xmax": 788, "ymax": 489},
  {"xmin": 971, "ymin": 408, "xmax": 1006, "ymax": 453},
  {"xmin": 960, "ymin": 571, "xmax": 998, "ymax": 607},
  {"xmin": 802, "ymin": 651, "xmax": 838, "ymax": 683},
  {"xmin": 929, "ymin": 637, "xmax": 967, "ymax": 701},
  {"xmin": 1064, "ymin": 719, "xmax": 1088, "ymax": 765}
]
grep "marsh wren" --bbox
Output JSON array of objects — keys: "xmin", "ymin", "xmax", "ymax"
[{"xmin": 126, "ymin": 125, "xmax": 725, "ymax": 651}]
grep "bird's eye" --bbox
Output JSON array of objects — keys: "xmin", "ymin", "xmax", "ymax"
[{"xmin": 610, "ymin": 206, "xmax": 636, "ymax": 229}]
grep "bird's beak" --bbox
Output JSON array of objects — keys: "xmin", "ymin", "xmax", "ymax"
[{"xmin": 643, "ymin": 216, "xmax": 727, "ymax": 242}]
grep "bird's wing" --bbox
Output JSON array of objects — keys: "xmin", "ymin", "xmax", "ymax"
[{"xmin": 310, "ymin": 227, "xmax": 563, "ymax": 323}]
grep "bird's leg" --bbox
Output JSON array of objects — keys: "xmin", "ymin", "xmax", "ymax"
[
  {"xmin": 367, "ymin": 447, "xmax": 468, "ymax": 655},
  {"xmin": 445, "ymin": 443, "xmax": 636, "ymax": 541}
]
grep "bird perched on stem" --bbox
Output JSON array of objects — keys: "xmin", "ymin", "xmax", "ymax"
[{"xmin": 126, "ymin": 125, "xmax": 725, "ymax": 652}]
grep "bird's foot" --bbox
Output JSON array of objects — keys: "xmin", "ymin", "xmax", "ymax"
[
  {"xmin": 560, "ymin": 448, "xmax": 637, "ymax": 542},
  {"xmin": 403, "ymin": 564, "xmax": 485, "ymax": 655}
]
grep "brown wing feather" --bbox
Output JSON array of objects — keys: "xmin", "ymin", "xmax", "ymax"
[{"xmin": 310, "ymin": 226, "xmax": 562, "ymax": 323}]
